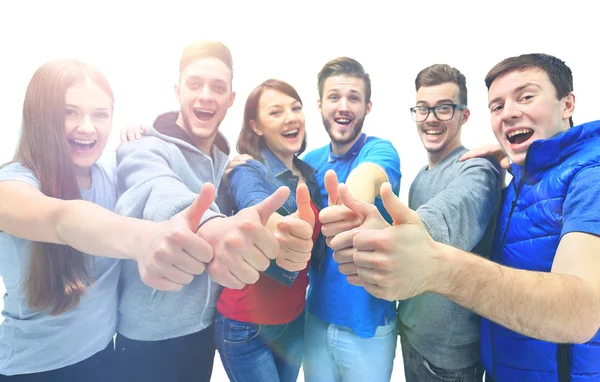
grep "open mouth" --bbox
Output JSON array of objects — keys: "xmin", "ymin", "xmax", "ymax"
[
  {"xmin": 282, "ymin": 129, "xmax": 299, "ymax": 139},
  {"xmin": 424, "ymin": 128, "xmax": 444, "ymax": 136},
  {"xmin": 193, "ymin": 108, "xmax": 216, "ymax": 121},
  {"xmin": 68, "ymin": 139, "xmax": 97, "ymax": 150},
  {"xmin": 506, "ymin": 128, "xmax": 534, "ymax": 145},
  {"xmin": 334, "ymin": 117, "xmax": 352, "ymax": 126}
]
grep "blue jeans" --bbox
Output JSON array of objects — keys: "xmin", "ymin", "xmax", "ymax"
[
  {"xmin": 303, "ymin": 311, "xmax": 397, "ymax": 382},
  {"xmin": 215, "ymin": 312, "xmax": 304, "ymax": 382},
  {"xmin": 401, "ymin": 335, "xmax": 484, "ymax": 382}
]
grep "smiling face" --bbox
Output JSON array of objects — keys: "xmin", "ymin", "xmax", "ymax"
[
  {"xmin": 63, "ymin": 81, "xmax": 113, "ymax": 170},
  {"xmin": 175, "ymin": 57, "xmax": 235, "ymax": 151},
  {"xmin": 251, "ymin": 88, "xmax": 305, "ymax": 166},
  {"xmin": 488, "ymin": 67, "xmax": 575, "ymax": 166},
  {"xmin": 318, "ymin": 75, "xmax": 372, "ymax": 155},
  {"xmin": 414, "ymin": 82, "xmax": 469, "ymax": 165}
]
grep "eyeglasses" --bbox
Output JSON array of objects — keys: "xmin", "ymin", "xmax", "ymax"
[{"xmin": 409, "ymin": 103, "xmax": 467, "ymax": 122}]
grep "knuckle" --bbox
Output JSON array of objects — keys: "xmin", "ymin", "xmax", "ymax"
[{"xmin": 225, "ymin": 234, "xmax": 245, "ymax": 250}]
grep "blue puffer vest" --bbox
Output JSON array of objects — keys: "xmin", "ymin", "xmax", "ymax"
[{"xmin": 480, "ymin": 120, "xmax": 600, "ymax": 382}]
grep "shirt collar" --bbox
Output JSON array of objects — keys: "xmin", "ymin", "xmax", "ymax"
[{"xmin": 328, "ymin": 133, "xmax": 368, "ymax": 163}]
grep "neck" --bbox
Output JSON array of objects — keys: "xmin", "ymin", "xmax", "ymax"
[
  {"xmin": 75, "ymin": 165, "xmax": 92, "ymax": 189},
  {"xmin": 427, "ymin": 141, "xmax": 461, "ymax": 170},
  {"xmin": 331, "ymin": 133, "xmax": 363, "ymax": 156},
  {"xmin": 176, "ymin": 113, "xmax": 215, "ymax": 155}
]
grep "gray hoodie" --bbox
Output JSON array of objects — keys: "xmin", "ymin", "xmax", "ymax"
[{"xmin": 114, "ymin": 112, "xmax": 230, "ymax": 340}]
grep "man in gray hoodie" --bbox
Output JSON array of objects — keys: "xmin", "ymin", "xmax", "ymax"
[{"xmin": 113, "ymin": 41, "xmax": 290, "ymax": 382}]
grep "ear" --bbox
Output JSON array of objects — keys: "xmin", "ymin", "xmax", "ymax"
[
  {"xmin": 174, "ymin": 83, "xmax": 181, "ymax": 102},
  {"xmin": 562, "ymin": 92, "xmax": 575, "ymax": 121},
  {"xmin": 461, "ymin": 107, "xmax": 471, "ymax": 124},
  {"xmin": 317, "ymin": 99, "xmax": 322, "ymax": 113},
  {"xmin": 365, "ymin": 101, "xmax": 373, "ymax": 115},
  {"xmin": 250, "ymin": 120, "xmax": 263, "ymax": 136},
  {"xmin": 228, "ymin": 91, "xmax": 236, "ymax": 108}
]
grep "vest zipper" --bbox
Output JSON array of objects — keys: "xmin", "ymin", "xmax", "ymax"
[{"xmin": 490, "ymin": 149, "xmax": 531, "ymax": 379}]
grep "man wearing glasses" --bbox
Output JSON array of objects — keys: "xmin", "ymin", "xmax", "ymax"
[{"xmin": 398, "ymin": 64, "xmax": 502, "ymax": 381}]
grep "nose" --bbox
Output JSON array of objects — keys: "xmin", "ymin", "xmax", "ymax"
[
  {"xmin": 198, "ymin": 84, "xmax": 212, "ymax": 102},
  {"xmin": 78, "ymin": 114, "xmax": 95, "ymax": 133},
  {"xmin": 424, "ymin": 109, "xmax": 438, "ymax": 123},
  {"xmin": 338, "ymin": 97, "xmax": 349, "ymax": 111},
  {"xmin": 285, "ymin": 109, "xmax": 299, "ymax": 124},
  {"xmin": 501, "ymin": 100, "xmax": 522, "ymax": 122}
]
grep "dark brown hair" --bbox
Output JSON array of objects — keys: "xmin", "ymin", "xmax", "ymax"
[
  {"xmin": 415, "ymin": 64, "xmax": 468, "ymax": 105},
  {"xmin": 237, "ymin": 79, "xmax": 306, "ymax": 163},
  {"xmin": 317, "ymin": 57, "xmax": 371, "ymax": 104},
  {"xmin": 485, "ymin": 53, "xmax": 574, "ymax": 126},
  {"xmin": 15, "ymin": 59, "xmax": 114, "ymax": 315}
]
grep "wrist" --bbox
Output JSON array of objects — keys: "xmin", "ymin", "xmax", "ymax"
[{"xmin": 427, "ymin": 242, "xmax": 457, "ymax": 296}]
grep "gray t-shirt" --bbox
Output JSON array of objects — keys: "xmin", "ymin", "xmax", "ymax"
[
  {"xmin": 398, "ymin": 146, "xmax": 501, "ymax": 370},
  {"xmin": 0, "ymin": 160, "xmax": 121, "ymax": 375}
]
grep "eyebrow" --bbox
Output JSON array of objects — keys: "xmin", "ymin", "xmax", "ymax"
[
  {"xmin": 326, "ymin": 88, "xmax": 362, "ymax": 95},
  {"xmin": 416, "ymin": 98, "xmax": 455, "ymax": 105},
  {"xmin": 267, "ymin": 100, "xmax": 301, "ymax": 109},
  {"xmin": 65, "ymin": 104, "xmax": 111, "ymax": 112},
  {"xmin": 488, "ymin": 82, "xmax": 542, "ymax": 108}
]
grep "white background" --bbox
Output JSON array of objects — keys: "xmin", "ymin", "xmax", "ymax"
[{"xmin": 0, "ymin": 1, "xmax": 597, "ymax": 380}]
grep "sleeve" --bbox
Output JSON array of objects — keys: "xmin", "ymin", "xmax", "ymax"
[
  {"xmin": 357, "ymin": 139, "xmax": 402, "ymax": 193},
  {"xmin": 114, "ymin": 138, "xmax": 223, "ymax": 226},
  {"xmin": 0, "ymin": 163, "xmax": 40, "ymax": 188},
  {"xmin": 417, "ymin": 158, "xmax": 501, "ymax": 251},
  {"xmin": 228, "ymin": 161, "xmax": 271, "ymax": 211},
  {"xmin": 562, "ymin": 165, "xmax": 600, "ymax": 238}
]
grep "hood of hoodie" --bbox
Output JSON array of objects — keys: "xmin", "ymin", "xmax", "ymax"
[{"xmin": 151, "ymin": 111, "xmax": 230, "ymax": 157}]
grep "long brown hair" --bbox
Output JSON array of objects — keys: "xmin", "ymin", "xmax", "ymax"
[
  {"xmin": 237, "ymin": 79, "xmax": 306, "ymax": 163},
  {"xmin": 15, "ymin": 59, "xmax": 114, "ymax": 315}
]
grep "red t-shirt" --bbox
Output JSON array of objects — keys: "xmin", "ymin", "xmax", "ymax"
[{"xmin": 217, "ymin": 201, "xmax": 321, "ymax": 325}]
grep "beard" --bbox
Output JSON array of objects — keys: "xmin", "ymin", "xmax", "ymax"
[{"xmin": 323, "ymin": 114, "xmax": 366, "ymax": 146}]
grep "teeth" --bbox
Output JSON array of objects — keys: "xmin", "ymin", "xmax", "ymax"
[
  {"xmin": 507, "ymin": 129, "xmax": 532, "ymax": 138},
  {"xmin": 283, "ymin": 129, "xmax": 299, "ymax": 136},
  {"xmin": 425, "ymin": 129, "xmax": 443, "ymax": 135},
  {"xmin": 73, "ymin": 139, "xmax": 95, "ymax": 145},
  {"xmin": 335, "ymin": 118, "xmax": 351, "ymax": 124},
  {"xmin": 194, "ymin": 108, "xmax": 215, "ymax": 114}
]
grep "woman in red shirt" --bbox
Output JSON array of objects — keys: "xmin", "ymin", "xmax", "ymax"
[{"xmin": 215, "ymin": 79, "xmax": 323, "ymax": 382}]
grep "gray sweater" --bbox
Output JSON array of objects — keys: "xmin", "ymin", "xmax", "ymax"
[
  {"xmin": 398, "ymin": 146, "xmax": 501, "ymax": 369},
  {"xmin": 114, "ymin": 112, "xmax": 230, "ymax": 340}
]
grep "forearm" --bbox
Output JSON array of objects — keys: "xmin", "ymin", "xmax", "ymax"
[
  {"xmin": 346, "ymin": 163, "xmax": 388, "ymax": 203},
  {"xmin": 55, "ymin": 199, "xmax": 157, "ymax": 261},
  {"xmin": 436, "ymin": 243, "xmax": 600, "ymax": 343}
]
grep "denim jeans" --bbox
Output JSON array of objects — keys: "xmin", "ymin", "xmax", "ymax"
[
  {"xmin": 303, "ymin": 311, "xmax": 397, "ymax": 382},
  {"xmin": 401, "ymin": 335, "xmax": 484, "ymax": 382},
  {"xmin": 215, "ymin": 312, "xmax": 304, "ymax": 382}
]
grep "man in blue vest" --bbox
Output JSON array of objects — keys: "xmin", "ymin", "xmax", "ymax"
[{"xmin": 331, "ymin": 53, "xmax": 600, "ymax": 381}]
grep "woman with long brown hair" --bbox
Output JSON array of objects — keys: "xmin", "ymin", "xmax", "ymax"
[
  {"xmin": 0, "ymin": 59, "xmax": 215, "ymax": 381},
  {"xmin": 215, "ymin": 79, "xmax": 323, "ymax": 382}
]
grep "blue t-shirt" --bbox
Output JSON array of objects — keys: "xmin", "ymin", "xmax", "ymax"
[
  {"xmin": 561, "ymin": 165, "xmax": 600, "ymax": 238},
  {"xmin": 0, "ymin": 160, "xmax": 121, "ymax": 375},
  {"xmin": 302, "ymin": 133, "xmax": 401, "ymax": 337}
]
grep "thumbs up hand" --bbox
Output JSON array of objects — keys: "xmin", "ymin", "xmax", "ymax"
[
  {"xmin": 274, "ymin": 182, "xmax": 315, "ymax": 272},
  {"xmin": 350, "ymin": 182, "xmax": 438, "ymax": 301},
  {"xmin": 138, "ymin": 183, "xmax": 216, "ymax": 291},
  {"xmin": 319, "ymin": 170, "xmax": 365, "ymax": 244},
  {"xmin": 328, "ymin": 183, "xmax": 390, "ymax": 276},
  {"xmin": 198, "ymin": 186, "xmax": 291, "ymax": 290}
]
